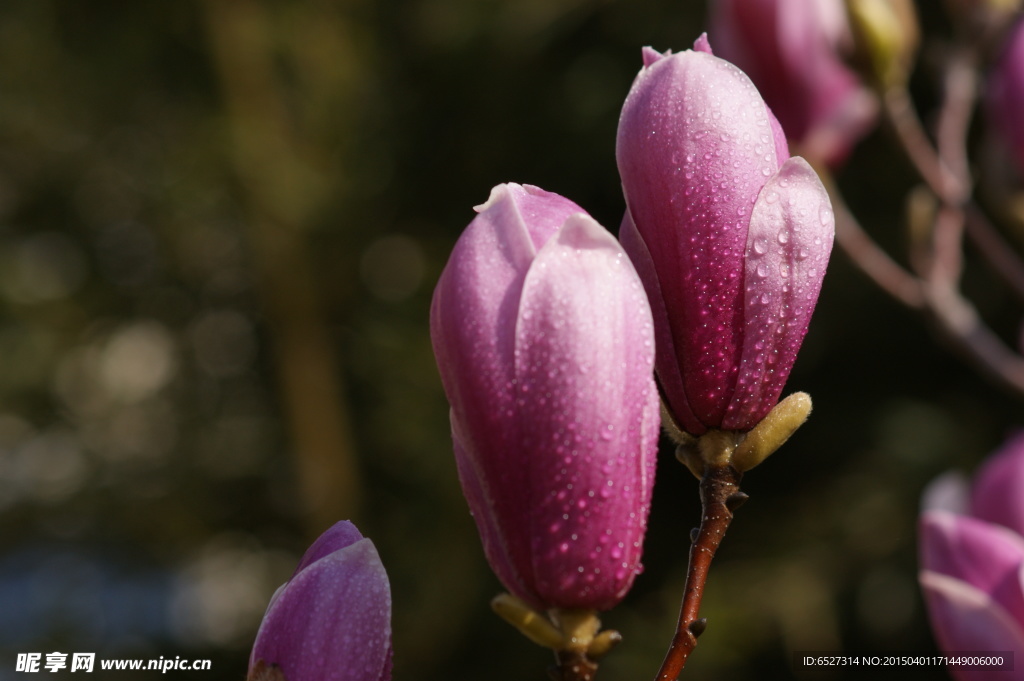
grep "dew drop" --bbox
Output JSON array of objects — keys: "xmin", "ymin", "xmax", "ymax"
[{"xmin": 753, "ymin": 238, "xmax": 768, "ymax": 255}]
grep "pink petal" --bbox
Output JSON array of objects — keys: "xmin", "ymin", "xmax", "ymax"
[
  {"xmin": 513, "ymin": 213, "xmax": 658, "ymax": 610},
  {"xmin": 723, "ymin": 157, "xmax": 833, "ymax": 430},
  {"xmin": 920, "ymin": 571, "xmax": 1024, "ymax": 681},
  {"xmin": 430, "ymin": 184, "xmax": 585, "ymax": 463},
  {"xmin": 971, "ymin": 431, "xmax": 1024, "ymax": 536},
  {"xmin": 642, "ymin": 46, "xmax": 667, "ymax": 68},
  {"xmin": 920, "ymin": 511, "xmax": 1024, "ymax": 611},
  {"xmin": 450, "ymin": 415, "xmax": 538, "ymax": 608},
  {"xmin": 767, "ymin": 106, "xmax": 790, "ymax": 166},
  {"xmin": 693, "ymin": 33, "xmax": 712, "ymax": 55},
  {"xmin": 922, "ymin": 471, "xmax": 970, "ymax": 515},
  {"xmin": 292, "ymin": 521, "xmax": 365, "ymax": 576},
  {"xmin": 619, "ymin": 209, "xmax": 704, "ymax": 435},
  {"xmin": 988, "ymin": 20, "xmax": 1024, "ymax": 175},
  {"xmin": 993, "ymin": 562, "xmax": 1024, "ymax": 631},
  {"xmin": 252, "ymin": 539, "xmax": 392, "ymax": 681}
]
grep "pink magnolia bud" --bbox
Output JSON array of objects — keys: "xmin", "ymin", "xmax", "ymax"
[
  {"xmin": 989, "ymin": 19, "xmax": 1024, "ymax": 176},
  {"xmin": 920, "ymin": 434, "xmax": 1024, "ymax": 678},
  {"xmin": 430, "ymin": 183, "xmax": 659, "ymax": 612},
  {"xmin": 710, "ymin": 0, "xmax": 878, "ymax": 167},
  {"xmin": 249, "ymin": 521, "xmax": 392, "ymax": 681},
  {"xmin": 616, "ymin": 38, "xmax": 834, "ymax": 437}
]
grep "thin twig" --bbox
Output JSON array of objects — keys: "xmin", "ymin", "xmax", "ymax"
[
  {"xmin": 841, "ymin": 50, "xmax": 1024, "ymax": 399},
  {"xmin": 926, "ymin": 50, "xmax": 976, "ymax": 289},
  {"xmin": 882, "ymin": 87, "xmax": 964, "ymax": 204},
  {"xmin": 924, "ymin": 286, "xmax": 1024, "ymax": 394},
  {"xmin": 929, "ymin": 205, "xmax": 965, "ymax": 289},
  {"xmin": 655, "ymin": 465, "xmax": 744, "ymax": 681},
  {"xmin": 935, "ymin": 50, "xmax": 976, "ymax": 197},
  {"xmin": 821, "ymin": 172, "xmax": 926, "ymax": 309},
  {"xmin": 964, "ymin": 207, "xmax": 1024, "ymax": 303},
  {"xmin": 833, "ymin": 202, "xmax": 1024, "ymax": 396}
]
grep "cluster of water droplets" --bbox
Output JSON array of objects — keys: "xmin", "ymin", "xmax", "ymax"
[
  {"xmin": 650, "ymin": 52, "xmax": 788, "ymax": 422},
  {"xmin": 473, "ymin": 232, "xmax": 660, "ymax": 608},
  {"xmin": 724, "ymin": 165, "xmax": 834, "ymax": 429}
]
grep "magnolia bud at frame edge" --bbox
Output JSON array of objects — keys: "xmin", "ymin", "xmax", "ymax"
[
  {"xmin": 919, "ymin": 433, "xmax": 1024, "ymax": 675},
  {"xmin": 988, "ymin": 19, "xmax": 1024, "ymax": 177},
  {"xmin": 249, "ymin": 521, "xmax": 392, "ymax": 681}
]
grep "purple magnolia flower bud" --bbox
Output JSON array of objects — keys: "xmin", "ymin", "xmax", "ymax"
[
  {"xmin": 989, "ymin": 19, "xmax": 1024, "ymax": 176},
  {"xmin": 430, "ymin": 183, "xmax": 659, "ymax": 612},
  {"xmin": 920, "ymin": 433, "xmax": 1024, "ymax": 679},
  {"xmin": 249, "ymin": 521, "xmax": 392, "ymax": 681},
  {"xmin": 616, "ymin": 38, "xmax": 835, "ymax": 437},
  {"xmin": 710, "ymin": 0, "xmax": 878, "ymax": 167}
]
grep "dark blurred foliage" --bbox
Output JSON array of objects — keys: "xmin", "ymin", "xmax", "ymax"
[{"xmin": 0, "ymin": 1, "xmax": 1019, "ymax": 680}]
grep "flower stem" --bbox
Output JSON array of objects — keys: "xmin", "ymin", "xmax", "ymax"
[
  {"xmin": 549, "ymin": 609, "xmax": 602, "ymax": 681},
  {"xmin": 655, "ymin": 464, "xmax": 744, "ymax": 681},
  {"xmin": 553, "ymin": 649, "xmax": 599, "ymax": 681}
]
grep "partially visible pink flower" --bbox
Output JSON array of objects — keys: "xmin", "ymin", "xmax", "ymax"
[
  {"xmin": 616, "ymin": 38, "xmax": 834, "ymax": 437},
  {"xmin": 988, "ymin": 19, "xmax": 1024, "ymax": 176},
  {"xmin": 249, "ymin": 521, "xmax": 392, "ymax": 681},
  {"xmin": 920, "ymin": 433, "xmax": 1024, "ymax": 680},
  {"xmin": 710, "ymin": 0, "xmax": 878, "ymax": 167},
  {"xmin": 431, "ymin": 183, "xmax": 659, "ymax": 612}
]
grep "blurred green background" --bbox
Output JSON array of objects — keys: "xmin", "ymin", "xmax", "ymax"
[{"xmin": 0, "ymin": 1, "xmax": 1019, "ymax": 679}]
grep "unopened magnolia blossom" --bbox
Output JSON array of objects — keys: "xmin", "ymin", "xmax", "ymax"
[
  {"xmin": 431, "ymin": 183, "xmax": 659, "ymax": 612},
  {"xmin": 248, "ymin": 521, "xmax": 392, "ymax": 681},
  {"xmin": 710, "ymin": 0, "xmax": 877, "ymax": 166},
  {"xmin": 920, "ymin": 433, "xmax": 1024, "ymax": 680},
  {"xmin": 616, "ymin": 36, "xmax": 835, "ymax": 438}
]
